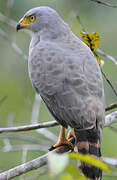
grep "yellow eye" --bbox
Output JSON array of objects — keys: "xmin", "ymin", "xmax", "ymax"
[{"xmin": 29, "ymin": 15, "xmax": 36, "ymax": 22}]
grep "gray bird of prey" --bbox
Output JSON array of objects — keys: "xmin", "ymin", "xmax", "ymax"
[{"xmin": 16, "ymin": 6, "xmax": 105, "ymax": 180}]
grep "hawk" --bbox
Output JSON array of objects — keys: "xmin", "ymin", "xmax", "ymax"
[{"xmin": 16, "ymin": 7, "xmax": 105, "ymax": 179}]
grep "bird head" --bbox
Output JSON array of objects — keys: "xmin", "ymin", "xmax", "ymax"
[{"xmin": 16, "ymin": 6, "xmax": 62, "ymax": 33}]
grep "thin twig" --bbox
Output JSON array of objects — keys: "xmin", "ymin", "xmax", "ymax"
[
  {"xmin": 0, "ymin": 120, "xmax": 59, "ymax": 133},
  {"xmin": 90, "ymin": 0, "xmax": 117, "ymax": 8},
  {"xmin": 76, "ymin": 13, "xmax": 117, "ymax": 97},
  {"xmin": 76, "ymin": 15, "xmax": 86, "ymax": 32},
  {"xmin": 0, "ymin": 137, "xmax": 75, "ymax": 180},
  {"xmin": 105, "ymin": 102, "xmax": 117, "ymax": 111},
  {"xmin": 101, "ymin": 69, "xmax": 117, "ymax": 96},
  {"xmin": 97, "ymin": 48, "xmax": 117, "ymax": 65}
]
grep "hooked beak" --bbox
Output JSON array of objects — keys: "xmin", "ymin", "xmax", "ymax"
[
  {"xmin": 16, "ymin": 18, "xmax": 30, "ymax": 31},
  {"xmin": 16, "ymin": 22, "xmax": 22, "ymax": 31}
]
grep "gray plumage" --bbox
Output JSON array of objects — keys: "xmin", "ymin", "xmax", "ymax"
[
  {"xmin": 25, "ymin": 6, "xmax": 105, "ymax": 130},
  {"xmin": 16, "ymin": 7, "xmax": 105, "ymax": 179}
]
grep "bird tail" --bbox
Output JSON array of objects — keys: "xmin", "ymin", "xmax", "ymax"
[{"xmin": 74, "ymin": 128, "xmax": 102, "ymax": 180}]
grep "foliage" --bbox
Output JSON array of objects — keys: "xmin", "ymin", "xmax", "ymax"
[
  {"xmin": 48, "ymin": 152, "xmax": 111, "ymax": 179},
  {"xmin": 80, "ymin": 31, "xmax": 101, "ymax": 66},
  {"xmin": 69, "ymin": 153, "xmax": 111, "ymax": 174}
]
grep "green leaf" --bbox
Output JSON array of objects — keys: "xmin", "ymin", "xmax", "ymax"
[
  {"xmin": 48, "ymin": 152, "xmax": 69, "ymax": 177},
  {"xmin": 80, "ymin": 31, "xmax": 101, "ymax": 66},
  {"xmin": 61, "ymin": 173, "xmax": 73, "ymax": 180},
  {"xmin": 65, "ymin": 165, "xmax": 87, "ymax": 180},
  {"xmin": 80, "ymin": 31, "xmax": 99, "ymax": 52},
  {"xmin": 69, "ymin": 153, "xmax": 111, "ymax": 174}
]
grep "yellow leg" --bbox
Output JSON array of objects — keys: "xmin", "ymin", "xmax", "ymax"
[
  {"xmin": 49, "ymin": 126, "xmax": 74, "ymax": 151},
  {"xmin": 67, "ymin": 129, "xmax": 75, "ymax": 140}
]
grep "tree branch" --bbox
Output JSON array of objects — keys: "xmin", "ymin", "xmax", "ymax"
[
  {"xmin": 96, "ymin": 48, "xmax": 117, "ymax": 66},
  {"xmin": 90, "ymin": 0, "xmax": 117, "ymax": 8},
  {"xmin": 0, "ymin": 111, "xmax": 117, "ymax": 133},
  {"xmin": 0, "ymin": 120, "xmax": 59, "ymax": 133},
  {"xmin": 105, "ymin": 102, "xmax": 117, "ymax": 111},
  {"xmin": 0, "ymin": 137, "xmax": 75, "ymax": 180},
  {"xmin": 105, "ymin": 111, "xmax": 117, "ymax": 126},
  {"xmin": 102, "ymin": 157, "xmax": 117, "ymax": 166},
  {"xmin": 0, "ymin": 135, "xmax": 116, "ymax": 180}
]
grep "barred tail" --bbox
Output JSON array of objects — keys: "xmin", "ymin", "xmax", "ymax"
[{"xmin": 74, "ymin": 128, "xmax": 102, "ymax": 180}]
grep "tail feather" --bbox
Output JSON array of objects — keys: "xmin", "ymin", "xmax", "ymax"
[{"xmin": 74, "ymin": 128, "xmax": 102, "ymax": 180}]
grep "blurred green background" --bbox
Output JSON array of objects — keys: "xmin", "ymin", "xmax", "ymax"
[{"xmin": 0, "ymin": 0, "xmax": 117, "ymax": 179}]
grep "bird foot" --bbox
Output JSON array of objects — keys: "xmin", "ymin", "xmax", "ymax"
[
  {"xmin": 49, "ymin": 138, "xmax": 74, "ymax": 151},
  {"xmin": 67, "ymin": 130, "xmax": 75, "ymax": 140}
]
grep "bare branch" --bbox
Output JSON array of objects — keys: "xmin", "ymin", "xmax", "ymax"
[
  {"xmin": 105, "ymin": 102, "xmax": 117, "ymax": 111},
  {"xmin": 0, "ymin": 137, "xmax": 75, "ymax": 180},
  {"xmin": 105, "ymin": 111, "xmax": 117, "ymax": 127},
  {"xmin": 0, "ymin": 120, "xmax": 59, "ymax": 133},
  {"xmin": 102, "ymin": 156, "xmax": 117, "ymax": 166},
  {"xmin": 76, "ymin": 15, "xmax": 86, "ymax": 32},
  {"xmin": 96, "ymin": 48, "xmax": 117, "ymax": 66},
  {"xmin": 0, "ymin": 110, "xmax": 116, "ymax": 134},
  {"xmin": 101, "ymin": 69, "xmax": 117, "ymax": 96},
  {"xmin": 90, "ymin": 0, "xmax": 117, "ymax": 8}
]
